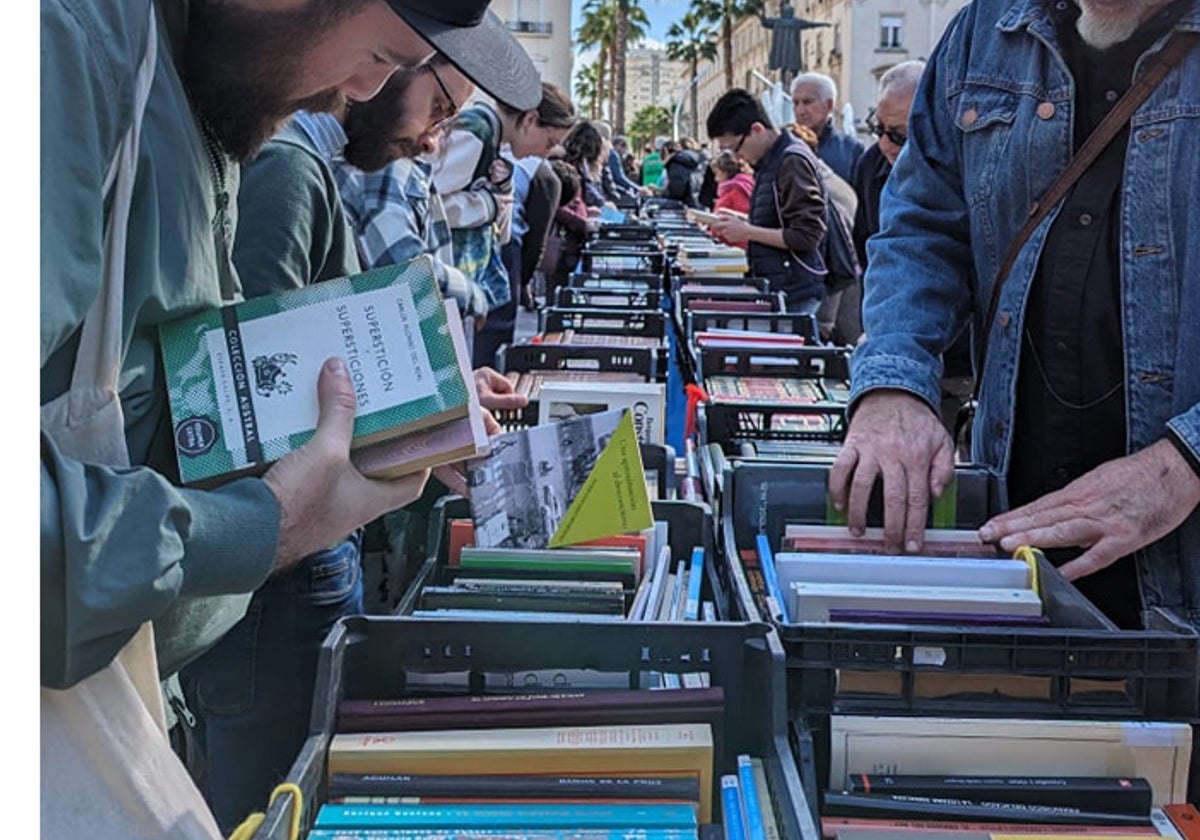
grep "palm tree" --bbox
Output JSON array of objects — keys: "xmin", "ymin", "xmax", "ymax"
[
  {"xmin": 574, "ymin": 61, "xmax": 602, "ymax": 120},
  {"xmin": 576, "ymin": 0, "xmax": 616, "ymax": 119},
  {"xmin": 666, "ymin": 11, "xmax": 718, "ymax": 139},
  {"xmin": 611, "ymin": 0, "xmax": 650, "ymax": 134},
  {"xmin": 693, "ymin": 0, "xmax": 765, "ymax": 91}
]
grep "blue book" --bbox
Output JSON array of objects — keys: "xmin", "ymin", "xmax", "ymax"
[
  {"xmin": 736, "ymin": 755, "xmax": 767, "ymax": 840},
  {"xmin": 720, "ymin": 774, "xmax": 747, "ymax": 840},
  {"xmin": 307, "ymin": 830, "xmax": 699, "ymax": 839},
  {"xmin": 683, "ymin": 547, "xmax": 705, "ymax": 621},
  {"xmin": 314, "ymin": 802, "xmax": 699, "ymax": 830},
  {"xmin": 755, "ymin": 534, "xmax": 789, "ymax": 623}
]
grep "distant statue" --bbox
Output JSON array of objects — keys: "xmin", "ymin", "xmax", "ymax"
[{"xmin": 760, "ymin": 1, "xmax": 830, "ymax": 88}]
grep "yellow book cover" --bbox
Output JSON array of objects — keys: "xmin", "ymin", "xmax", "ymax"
[{"xmin": 328, "ymin": 722, "xmax": 714, "ymax": 821}]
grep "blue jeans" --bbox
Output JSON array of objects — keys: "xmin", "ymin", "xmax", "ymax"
[
  {"xmin": 180, "ymin": 533, "xmax": 363, "ymax": 833},
  {"xmin": 785, "ymin": 292, "xmax": 822, "ymax": 317}
]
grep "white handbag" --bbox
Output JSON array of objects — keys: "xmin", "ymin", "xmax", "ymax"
[{"xmin": 40, "ymin": 7, "xmax": 222, "ymax": 838}]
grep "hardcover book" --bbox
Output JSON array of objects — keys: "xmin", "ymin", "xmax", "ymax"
[
  {"xmin": 705, "ymin": 376, "xmax": 826, "ymax": 405},
  {"xmin": 828, "ymin": 716, "xmax": 1193, "ymax": 807},
  {"xmin": 327, "ymin": 722, "xmax": 715, "ymax": 821},
  {"xmin": 466, "ymin": 408, "xmax": 653, "ymax": 549},
  {"xmin": 160, "ymin": 257, "xmax": 470, "ymax": 485}
]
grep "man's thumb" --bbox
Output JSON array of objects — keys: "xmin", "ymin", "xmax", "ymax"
[{"xmin": 313, "ymin": 357, "xmax": 358, "ymax": 453}]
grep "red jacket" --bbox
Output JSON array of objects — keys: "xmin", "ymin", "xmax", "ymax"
[{"xmin": 712, "ymin": 172, "xmax": 754, "ymax": 248}]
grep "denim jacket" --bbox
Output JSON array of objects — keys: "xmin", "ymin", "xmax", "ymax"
[{"xmin": 850, "ymin": 0, "xmax": 1200, "ymax": 623}]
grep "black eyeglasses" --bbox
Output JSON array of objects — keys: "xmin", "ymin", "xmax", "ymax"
[
  {"xmin": 866, "ymin": 109, "xmax": 906, "ymax": 146},
  {"xmin": 427, "ymin": 63, "xmax": 460, "ymax": 134},
  {"xmin": 722, "ymin": 133, "xmax": 748, "ymax": 155}
]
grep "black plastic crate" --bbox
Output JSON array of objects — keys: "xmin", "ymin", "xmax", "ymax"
[
  {"xmin": 717, "ymin": 461, "xmax": 1200, "ymax": 722},
  {"xmin": 249, "ymin": 617, "xmax": 819, "ymax": 839},
  {"xmin": 686, "ymin": 312, "xmax": 820, "ymax": 346},
  {"xmin": 497, "ymin": 341, "xmax": 658, "ymax": 380},
  {"xmin": 541, "ymin": 307, "xmax": 668, "ymax": 340},
  {"xmin": 567, "ymin": 272, "xmax": 665, "ymax": 295},
  {"xmin": 595, "ymin": 223, "xmax": 658, "ymax": 242},
  {"xmin": 581, "ymin": 247, "xmax": 665, "ymax": 277},
  {"xmin": 556, "ymin": 286, "xmax": 663, "ymax": 310},
  {"xmin": 399, "ymin": 495, "xmax": 730, "ymax": 620}
]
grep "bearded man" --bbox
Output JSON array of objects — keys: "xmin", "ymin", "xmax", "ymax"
[
  {"xmin": 828, "ymin": 0, "xmax": 1200, "ymax": 642},
  {"xmin": 41, "ymin": 0, "xmax": 537, "ymax": 834}
]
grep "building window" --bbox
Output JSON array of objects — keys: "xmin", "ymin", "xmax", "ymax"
[
  {"xmin": 880, "ymin": 15, "xmax": 903, "ymax": 49},
  {"xmin": 508, "ymin": 0, "xmax": 551, "ymax": 34}
]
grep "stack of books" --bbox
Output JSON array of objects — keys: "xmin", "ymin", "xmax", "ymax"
[
  {"xmin": 756, "ymin": 526, "xmax": 1043, "ymax": 625},
  {"xmin": 676, "ymin": 245, "xmax": 749, "ymax": 276},
  {"xmin": 819, "ymin": 715, "xmax": 1196, "ymax": 839}
]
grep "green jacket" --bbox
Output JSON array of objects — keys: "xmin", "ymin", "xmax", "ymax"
[
  {"xmin": 40, "ymin": 0, "xmax": 279, "ymax": 689},
  {"xmin": 234, "ymin": 114, "xmax": 361, "ymax": 295}
]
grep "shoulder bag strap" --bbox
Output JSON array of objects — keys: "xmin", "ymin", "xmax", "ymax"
[{"xmin": 972, "ymin": 29, "xmax": 1199, "ymax": 402}]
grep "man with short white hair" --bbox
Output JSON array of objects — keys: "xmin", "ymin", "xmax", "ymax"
[{"xmin": 791, "ymin": 71, "xmax": 864, "ymax": 183}]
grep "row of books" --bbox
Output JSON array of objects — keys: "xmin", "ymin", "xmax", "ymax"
[{"xmin": 311, "ymin": 681, "xmax": 785, "ymax": 836}]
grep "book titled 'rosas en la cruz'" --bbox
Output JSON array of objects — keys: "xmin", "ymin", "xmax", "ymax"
[{"xmin": 160, "ymin": 257, "xmax": 473, "ymax": 485}]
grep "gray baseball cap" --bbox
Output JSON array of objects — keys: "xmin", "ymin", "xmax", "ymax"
[{"xmin": 386, "ymin": 0, "xmax": 542, "ymax": 111}]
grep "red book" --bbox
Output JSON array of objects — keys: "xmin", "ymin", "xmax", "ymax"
[{"xmin": 1165, "ymin": 804, "xmax": 1200, "ymax": 840}]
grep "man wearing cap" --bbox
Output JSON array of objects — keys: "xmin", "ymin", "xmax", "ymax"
[{"xmin": 42, "ymin": 0, "xmax": 538, "ymax": 833}]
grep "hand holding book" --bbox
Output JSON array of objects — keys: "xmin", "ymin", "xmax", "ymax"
[{"xmin": 263, "ymin": 357, "xmax": 432, "ymax": 571}]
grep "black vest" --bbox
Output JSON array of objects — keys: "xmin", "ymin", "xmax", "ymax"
[{"xmin": 748, "ymin": 132, "xmax": 825, "ymax": 304}]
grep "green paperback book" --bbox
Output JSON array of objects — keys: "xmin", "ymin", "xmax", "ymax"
[{"xmin": 160, "ymin": 257, "xmax": 469, "ymax": 485}]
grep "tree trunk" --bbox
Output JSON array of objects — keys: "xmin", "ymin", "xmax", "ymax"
[
  {"xmin": 690, "ymin": 56, "xmax": 700, "ymax": 140},
  {"xmin": 597, "ymin": 51, "xmax": 608, "ymax": 122},
  {"xmin": 614, "ymin": 7, "xmax": 630, "ymax": 134},
  {"xmin": 723, "ymin": 12, "xmax": 733, "ymax": 91}
]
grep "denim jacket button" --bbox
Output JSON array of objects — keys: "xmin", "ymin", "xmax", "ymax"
[
  {"xmin": 998, "ymin": 311, "xmax": 1011, "ymax": 329},
  {"xmin": 961, "ymin": 108, "xmax": 978, "ymax": 127},
  {"xmin": 1037, "ymin": 101, "xmax": 1056, "ymax": 120}
]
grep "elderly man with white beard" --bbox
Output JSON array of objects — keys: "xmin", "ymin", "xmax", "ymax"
[{"xmin": 828, "ymin": 0, "xmax": 1200, "ymax": 646}]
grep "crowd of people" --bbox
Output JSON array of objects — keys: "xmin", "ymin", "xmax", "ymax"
[{"xmin": 40, "ymin": 0, "xmax": 1200, "ymax": 833}]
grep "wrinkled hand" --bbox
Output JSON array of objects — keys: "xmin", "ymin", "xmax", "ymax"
[
  {"xmin": 473, "ymin": 366, "xmax": 529, "ymax": 412},
  {"xmin": 263, "ymin": 358, "xmax": 431, "ymax": 572},
  {"xmin": 979, "ymin": 439, "xmax": 1200, "ymax": 580},
  {"xmin": 828, "ymin": 390, "xmax": 956, "ymax": 553},
  {"xmin": 706, "ymin": 215, "xmax": 751, "ymax": 244}
]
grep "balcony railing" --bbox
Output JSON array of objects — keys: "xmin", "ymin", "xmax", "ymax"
[{"xmin": 507, "ymin": 20, "xmax": 552, "ymax": 34}]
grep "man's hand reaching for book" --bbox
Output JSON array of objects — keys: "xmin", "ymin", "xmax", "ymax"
[
  {"xmin": 474, "ymin": 367, "xmax": 528, "ymax": 412},
  {"xmin": 263, "ymin": 358, "xmax": 431, "ymax": 572}
]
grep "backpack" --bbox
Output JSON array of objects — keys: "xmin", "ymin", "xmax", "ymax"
[{"xmin": 821, "ymin": 190, "xmax": 860, "ymax": 293}]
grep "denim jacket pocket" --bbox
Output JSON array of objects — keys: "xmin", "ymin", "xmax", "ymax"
[{"xmin": 954, "ymin": 85, "xmax": 1021, "ymax": 207}]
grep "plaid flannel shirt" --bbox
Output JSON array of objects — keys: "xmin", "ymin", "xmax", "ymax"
[{"xmin": 334, "ymin": 156, "xmax": 489, "ymax": 317}]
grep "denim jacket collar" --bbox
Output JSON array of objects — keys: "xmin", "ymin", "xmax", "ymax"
[{"xmin": 998, "ymin": 0, "xmax": 1200, "ymax": 37}]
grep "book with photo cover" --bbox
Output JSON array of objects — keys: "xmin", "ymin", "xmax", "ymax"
[
  {"xmin": 537, "ymin": 381, "xmax": 666, "ymax": 445},
  {"xmin": 706, "ymin": 376, "xmax": 826, "ymax": 405},
  {"xmin": 466, "ymin": 408, "xmax": 654, "ymax": 549},
  {"xmin": 160, "ymin": 257, "xmax": 470, "ymax": 485}
]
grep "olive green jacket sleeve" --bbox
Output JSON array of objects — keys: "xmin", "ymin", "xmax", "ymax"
[{"xmin": 40, "ymin": 0, "xmax": 280, "ymax": 689}]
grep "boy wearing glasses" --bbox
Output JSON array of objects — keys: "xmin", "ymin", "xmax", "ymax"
[{"xmin": 705, "ymin": 88, "xmax": 828, "ymax": 317}]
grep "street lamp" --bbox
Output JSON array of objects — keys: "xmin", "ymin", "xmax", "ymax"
[{"xmin": 672, "ymin": 67, "xmax": 711, "ymax": 141}]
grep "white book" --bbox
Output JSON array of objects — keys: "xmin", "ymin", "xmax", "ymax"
[
  {"xmin": 643, "ymin": 545, "xmax": 672, "ymax": 622},
  {"xmin": 829, "ymin": 715, "xmax": 1193, "ymax": 807},
  {"xmin": 775, "ymin": 553, "xmax": 1032, "ymax": 591},
  {"xmin": 537, "ymin": 381, "xmax": 666, "ymax": 445},
  {"xmin": 626, "ymin": 566, "xmax": 655, "ymax": 621},
  {"xmin": 790, "ymin": 581, "xmax": 1042, "ymax": 621}
]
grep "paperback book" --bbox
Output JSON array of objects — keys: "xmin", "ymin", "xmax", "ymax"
[
  {"xmin": 537, "ymin": 381, "xmax": 666, "ymax": 445},
  {"xmin": 160, "ymin": 257, "xmax": 472, "ymax": 485},
  {"xmin": 467, "ymin": 408, "xmax": 653, "ymax": 549}
]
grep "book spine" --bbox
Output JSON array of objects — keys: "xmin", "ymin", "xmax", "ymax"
[
  {"xmin": 820, "ymin": 816, "xmax": 1162, "ymax": 837},
  {"xmin": 755, "ymin": 535, "xmax": 789, "ymax": 623},
  {"xmin": 846, "ymin": 775, "xmax": 1151, "ymax": 814},
  {"xmin": 750, "ymin": 757, "xmax": 782, "ymax": 840},
  {"xmin": 315, "ymin": 802, "xmax": 698, "ymax": 830},
  {"xmin": 737, "ymin": 755, "xmax": 768, "ymax": 840},
  {"xmin": 1164, "ymin": 804, "xmax": 1200, "ymax": 840},
  {"xmin": 328, "ymin": 773, "xmax": 702, "ymax": 802},
  {"xmin": 307, "ymin": 830, "xmax": 699, "ymax": 839},
  {"xmin": 822, "ymin": 792, "xmax": 1152, "ymax": 826},
  {"xmin": 722, "ymin": 775, "xmax": 749, "ymax": 840},
  {"xmin": 683, "ymin": 547, "xmax": 704, "ymax": 621}
]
